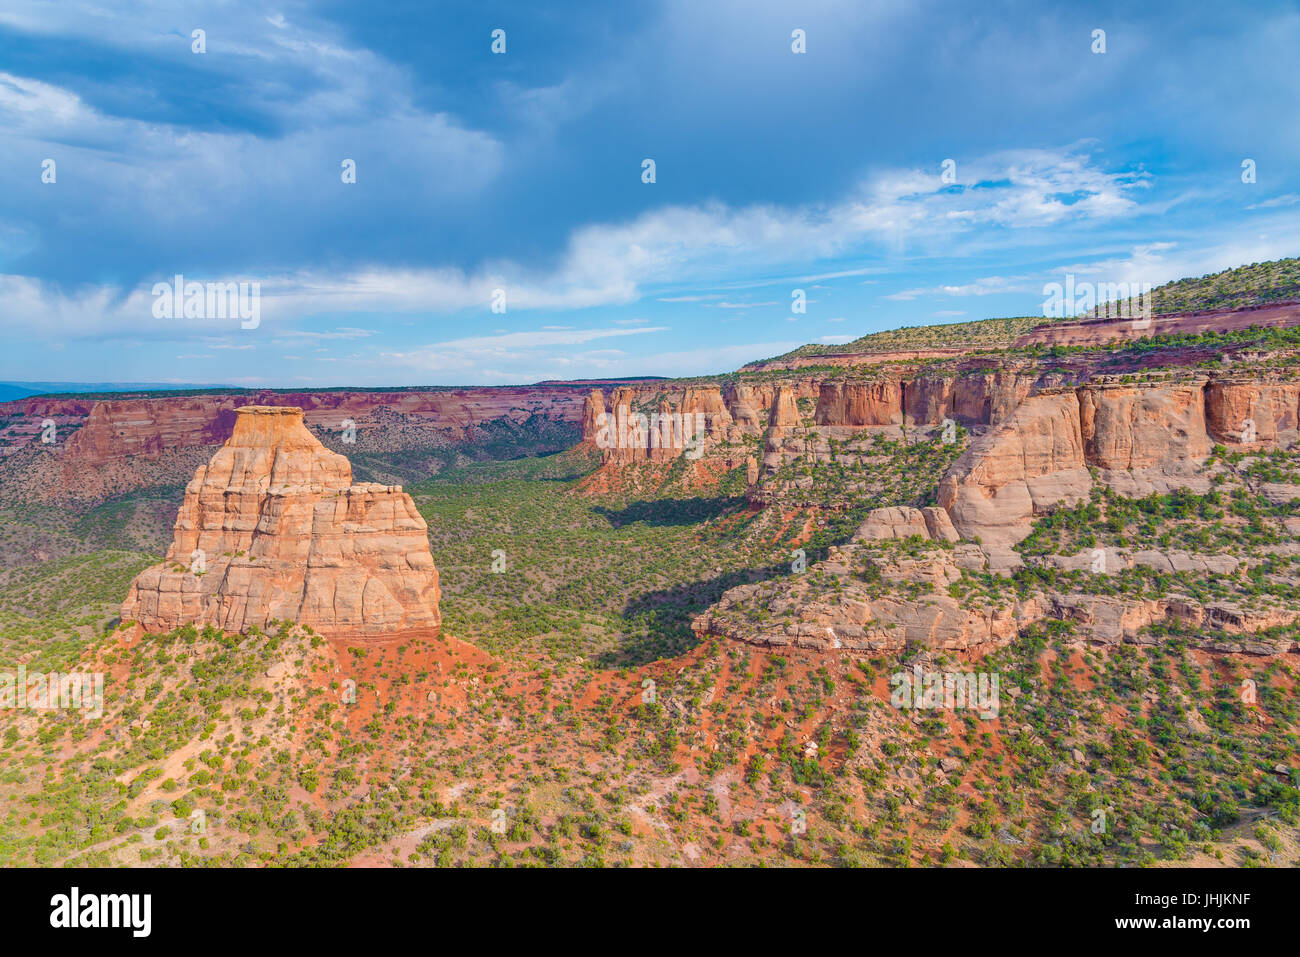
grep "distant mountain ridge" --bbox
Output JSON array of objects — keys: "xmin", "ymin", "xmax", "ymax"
[{"xmin": 0, "ymin": 381, "xmax": 235, "ymax": 401}]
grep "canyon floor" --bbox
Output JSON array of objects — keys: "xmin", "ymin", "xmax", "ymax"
[{"xmin": 3, "ymin": 443, "xmax": 1297, "ymax": 868}]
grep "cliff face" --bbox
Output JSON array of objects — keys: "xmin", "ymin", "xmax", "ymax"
[
  {"xmin": 815, "ymin": 381, "xmax": 902, "ymax": 426},
  {"xmin": 1205, "ymin": 381, "xmax": 1300, "ymax": 444},
  {"xmin": 758, "ymin": 369, "xmax": 1041, "ymax": 481},
  {"xmin": 580, "ymin": 383, "xmax": 769, "ymax": 467},
  {"xmin": 120, "ymin": 406, "xmax": 441, "ymax": 641},
  {"xmin": 806, "ymin": 370, "xmax": 1036, "ymax": 431},
  {"xmin": 938, "ymin": 378, "xmax": 1297, "ymax": 545},
  {"xmin": 938, "ymin": 391, "xmax": 1092, "ymax": 546},
  {"xmin": 1077, "ymin": 383, "xmax": 1210, "ymax": 471}
]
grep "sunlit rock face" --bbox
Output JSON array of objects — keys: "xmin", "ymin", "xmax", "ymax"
[{"xmin": 121, "ymin": 406, "xmax": 441, "ymax": 641}]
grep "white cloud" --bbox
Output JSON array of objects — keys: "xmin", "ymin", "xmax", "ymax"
[
  {"xmin": 886, "ymin": 276, "xmax": 1032, "ymax": 300},
  {"xmin": 430, "ymin": 326, "xmax": 667, "ymax": 350},
  {"xmin": 2, "ymin": 133, "xmax": 1291, "ymax": 351},
  {"xmin": 1247, "ymin": 193, "xmax": 1300, "ymax": 210}
]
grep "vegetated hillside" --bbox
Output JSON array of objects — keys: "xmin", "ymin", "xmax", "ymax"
[
  {"xmin": 767, "ymin": 316, "xmax": 1043, "ymax": 362},
  {"xmin": 3, "ymin": 595, "xmax": 1296, "ymax": 868},
  {"xmin": 1139, "ymin": 257, "xmax": 1300, "ymax": 316},
  {"xmin": 767, "ymin": 254, "xmax": 1300, "ymax": 365}
]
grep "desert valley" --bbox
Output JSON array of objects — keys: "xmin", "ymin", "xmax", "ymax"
[{"xmin": 0, "ymin": 260, "xmax": 1297, "ymax": 869}]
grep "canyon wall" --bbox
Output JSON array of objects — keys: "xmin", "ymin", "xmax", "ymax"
[
  {"xmin": 939, "ymin": 377, "xmax": 1298, "ymax": 545},
  {"xmin": 758, "ymin": 369, "xmax": 1043, "ymax": 478},
  {"xmin": 579, "ymin": 381, "xmax": 819, "ymax": 467},
  {"xmin": 0, "ymin": 384, "xmax": 610, "ymax": 504},
  {"xmin": 746, "ymin": 366, "xmax": 1298, "ymax": 547},
  {"xmin": 38, "ymin": 386, "xmax": 594, "ymax": 467}
]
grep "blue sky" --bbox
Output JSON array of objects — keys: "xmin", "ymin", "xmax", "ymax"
[{"xmin": 2, "ymin": 0, "xmax": 1299, "ymax": 387}]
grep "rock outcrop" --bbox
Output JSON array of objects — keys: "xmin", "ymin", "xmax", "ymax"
[
  {"xmin": 1205, "ymin": 380, "xmax": 1300, "ymax": 444},
  {"xmin": 580, "ymin": 389, "xmax": 606, "ymax": 445},
  {"xmin": 815, "ymin": 381, "xmax": 902, "ymax": 427},
  {"xmin": 1078, "ymin": 383, "xmax": 1210, "ymax": 471},
  {"xmin": 700, "ymin": 369, "xmax": 1300, "ymax": 658},
  {"xmin": 937, "ymin": 378, "xmax": 1295, "ymax": 546},
  {"xmin": 582, "ymin": 385, "xmax": 743, "ymax": 466},
  {"xmin": 1013, "ymin": 302, "xmax": 1300, "ymax": 348},
  {"xmin": 693, "ymin": 544, "xmax": 1033, "ymax": 654},
  {"xmin": 120, "ymin": 406, "xmax": 441, "ymax": 641},
  {"xmin": 938, "ymin": 391, "xmax": 1091, "ymax": 545},
  {"xmin": 694, "ymin": 541, "xmax": 1300, "ymax": 656},
  {"xmin": 725, "ymin": 384, "xmax": 766, "ymax": 431}
]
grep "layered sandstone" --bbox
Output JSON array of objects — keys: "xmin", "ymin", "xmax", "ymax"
[
  {"xmin": 700, "ymin": 370, "xmax": 1300, "ymax": 657},
  {"xmin": 815, "ymin": 381, "xmax": 902, "ymax": 427},
  {"xmin": 1204, "ymin": 380, "xmax": 1300, "ymax": 444},
  {"xmin": 120, "ymin": 406, "xmax": 440, "ymax": 641},
  {"xmin": 937, "ymin": 391, "xmax": 1091, "ymax": 545},
  {"xmin": 768, "ymin": 385, "xmax": 802, "ymax": 428},
  {"xmin": 50, "ymin": 387, "xmax": 594, "ymax": 468},
  {"xmin": 1078, "ymin": 383, "xmax": 1210, "ymax": 470},
  {"xmin": 2, "ymin": 384, "xmax": 607, "ymax": 505},
  {"xmin": 937, "ymin": 378, "xmax": 1295, "ymax": 546},
  {"xmin": 724, "ymin": 384, "xmax": 766, "ymax": 431},
  {"xmin": 693, "ymin": 545, "xmax": 1033, "ymax": 654},
  {"xmin": 581, "ymin": 384, "xmax": 759, "ymax": 469}
]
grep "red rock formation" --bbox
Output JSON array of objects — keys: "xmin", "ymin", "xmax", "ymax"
[
  {"xmin": 586, "ymin": 384, "xmax": 739, "ymax": 466},
  {"xmin": 740, "ymin": 348, "xmax": 969, "ymax": 373},
  {"xmin": 938, "ymin": 391, "xmax": 1091, "ymax": 545},
  {"xmin": 768, "ymin": 385, "xmax": 802, "ymax": 428},
  {"xmin": 815, "ymin": 380, "xmax": 903, "ymax": 426},
  {"xmin": 1078, "ymin": 383, "xmax": 1209, "ymax": 470},
  {"xmin": 681, "ymin": 387, "xmax": 733, "ymax": 438},
  {"xmin": 937, "ymin": 377, "xmax": 1293, "ymax": 546},
  {"xmin": 695, "ymin": 539, "xmax": 1300, "ymax": 655},
  {"xmin": 120, "ymin": 406, "xmax": 440, "ymax": 641},
  {"xmin": 65, "ymin": 398, "xmax": 242, "ymax": 464},
  {"xmin": 0, "ymin": 385, "xmax": 602, "ymax": 504},
  {"xmin": 580, "ymin": 389, "xmax": 606, "ymax": 445},
  {"xmin": 724, "ymin": 384, "xmax": 765, "ymax": 431},
  {"xmin": 7, "ymin": 386, "xmax": 595, "ymax": 468},
  {"xmin": 947, "ymin": 372, "xmax": 1034, "ymax": 425},
  {"xmin": 1205, "ymin": 380, "xmax": 1300, "ymax": 444},
  {"xmin": 903, "ymin": 376, "xmax": 953, "ymax": 425},
  {"xmin": 854, "ymin": 506, "xmax": 931, "ymax": 540}
]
